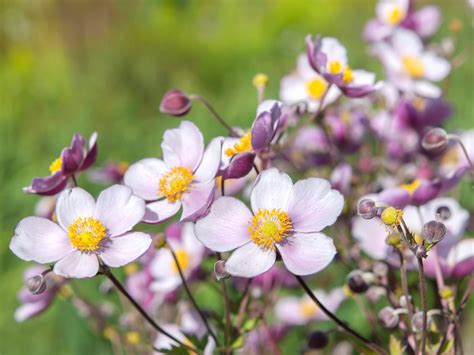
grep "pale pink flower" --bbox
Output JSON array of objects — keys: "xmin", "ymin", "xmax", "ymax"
[
  {"xmin": 195, "ymin": 168, "xmax": 342, "ymax": 277},
  {"xmin": 124, "ymin": 121, "xmax": 222, "ymax": 223},
  {"xmin": 10, "ymin": 185, "xmax": 151, "ymax": 278}
]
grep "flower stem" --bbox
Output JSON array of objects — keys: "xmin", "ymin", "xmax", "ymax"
[
  {"xmin": 102, "ymin": 266, "xmax": 198, "ymax": 353},
  {"xmin": 417, "ymin": 257, "xmax": 428, "ymax": 355},
  {"xmin": 295, "ymin": 275, "xmax": 386, "ymax": 354},
  {"xmin": 190, "ymin": 95, "xmax": 239, "ymax": 137},
  {"xmin": 216, "ymin": 252, "xmax": 232, "ymax": 354},
  {"xmin": 168, "ymin": 245, "xmax": 219, "ymax": 345}
]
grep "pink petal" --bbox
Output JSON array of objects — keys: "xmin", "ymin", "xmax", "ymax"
[
  {"xmin": 54, "ymin": 251, "xmax": 99, "ymax": 278},
  {"xmin": 275, "ymin": 297, "xmax": 304, "ymax": 325},
  {"xmin": 144, "ymin": 199, "xmax": 181, "ymax": 223},
  {"xmin": 277, "ymin": 232, "xmax": 336, "ymax": 275},
  {"xmin": 180, "ymin": 180, "xmax": 215, "ymax": 222},
  {"xmin": 123, "ymin": 158, "xmax": 167, "ymax": 200},
  {"xmin": 250, "ymin": 168, "xmax": 294, "ymax": 213},
  {"xmin": 56, "ymin": 187, "xmax": 96, "ymax": 230},
  {"xmin": 224, "ymin": 242, "xmax": 276, "ymax": 278},
  {"xmin": 10, "ymin": 217, "xmax": 72, "ymax": 263},
  {"xmin": 161, "ymin": 121, "xmax": 204, "ymax": 170},
  {"xmin": 93, "ymin": 185, "xmax": 145, "ymax": 236},
  {"xmin": 14, "ymin": 301, "xmax": 49, "ymax": 322},
  {"xmin": 288, "ymin": 178, "xmax": 343, "ymax": 232},
  {"xmin": 194, "ymin": 137, "xmax": 223, "ymax": 182},
  {"xmin": 352, "ymin": 217, "xmax": 389, "ymax": 260},
  {"xmin": 195, "ymin": 197, "xmax": 252, "ymax": 252},
  {"xmin": 100, "ymin": 232, "xmax": 152, "ymax": 267}
]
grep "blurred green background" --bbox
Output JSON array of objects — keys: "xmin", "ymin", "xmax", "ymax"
[{"xmin": 1, "ymin": 0, "xmax": 472, "ymax": 354}]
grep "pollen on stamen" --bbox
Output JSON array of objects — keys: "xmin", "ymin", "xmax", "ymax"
[
  {"xmin": 225, "ymin": 132, "xmax": 253, "ymax": 157},
  {"xmin": 68, "ymin": 217, "xmax": 106, "ymax": 252},
  {"xmin": 306, "ymin": 78, "xmax": 328, "ymax": 99},
  {"xmin": 248, "ymin": 208, "xmax": 293, "ymax": 250},
  {"xmin": 49, "ymin": 157, "xmax": 63, "ymax": 175},
  {"xmin": 159, "ymin": 166, "xmax": 194, "ymax": 202}
]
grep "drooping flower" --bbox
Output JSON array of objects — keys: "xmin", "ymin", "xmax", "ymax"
[
  {"xmin": 280, "ymin": 54, "xmax": 341, "ymax": 112},
  {"xmin": 124, "ymin": 121, "xmax": 223, "ymax": 223},
  {"xmin": 195, "ymin": 168, "xmax": 342, "ymax": 277},
  {"xmin": 10, "ymin": 185, "xmax": 151, "ymax": 278},
  {"xmin": 373, "ymin": 28, "xmax": 450, "ymax": 97},
  {"xmin": 24, "ymin": 132, "xmax": 98, "ymax": 196},
  {"xmin": 150, "ymin": 222, "xmax": 205, "ymax": 294},
  {"xmin": 275, "ymin": 288, "xmax": 345, "ymax": 326},
  {"xmin": 306, "ymin": 35, "xmax": 381, "ymax": 98}
]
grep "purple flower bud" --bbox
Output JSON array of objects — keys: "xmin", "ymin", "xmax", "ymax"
[
  {"xmin": 222, "ymin": 152, "xmax": 255, "ymax": 180},
  {"xmin": 412, "ymin": 312, "xmax": 432, "ymax": 333},
  {"xmin": 422, "ymin": 220, "xmax": 446, "ymax": 244},
  {"xmin": 159, "ymin": 89, "xmax": 192, "ymax": 116},
  {"xmin": 347, "ymin": 270, "xmax": 371, "ymax": 293},
  {"xmin": 26, "ymin": 274, "xmax": 47, "ymax": 295},
  {"xmin": 357, "ymin": 199, "xmax": 377, "ymax": 219},
  {"xmin": 435, "ymin": 205, "xmax": 451, "ymax": 220},
  {"xmin": 214, "ymin": 260, "xmax": 230, "ymax": 281},
  {"xmin": 378, "ymin": 307, "xmax": 399, "ymax": 329},
  {"xmin": 421, "ymin": 127, "xmax": 448, "ymax": 154},
  {"xmin": 308, "ymin": 331, "xmax": 329, "ymax": 349}
]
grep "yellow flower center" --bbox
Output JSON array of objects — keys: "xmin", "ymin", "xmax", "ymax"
[
  {"xmin": 400, "ymin": 179, "xmax": 421, "ymax": 195},
  {"xmin": 328, "ymin": 60, "xmax": 342, "ymax": 74},
  {"xmin": 248, "ymin": 209, "xmax": 293, "ymax": 250},
  {"xmin": 68, "ymin": 217, "xmax": 107, "ymax": 251},
  {"xmin": 387, "ymin": 6, "xmax": 404, "ymax": 25},
  {"xmin": 342, "ymin": 66, "xmax": 354, "ymax": 84},
  {"xmin": 253, "ymin": 73, "xmax": 269, "ymax": 87},
  {"xmin": 159, "ymin": 166, "xmax": 194, "ymax": 202},
  {"xmin": 49, "ymin": 157, "xmax": 62, "ymax": 174},
  {"xmin": 171, "ymin": 249, "xmax": 190, "ymax": 273},
  {"xmin": 225, "ymin": 132, "xmax": 253, "ymax": 157},
  {"xmin": 125, "ymin": 331, "xmax": 141, "ymax": 345},
  {"xmin": 299, "ymin": 298, "xmax": 319, "ymax": 317},
  {"xmin": 381, "ymin": 207, "xmax": 403, "ymax": 226},
  {"xmin": 402, "ymin": 56, "xmax": 424, "ymax": 78},
  {"xmin": 306, "ymin": 78, "xmax": 328, "ymax": 99}
]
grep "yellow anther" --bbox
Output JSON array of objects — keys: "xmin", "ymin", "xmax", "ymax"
[
  {"xmin": 67, "ymin": 217, "xmax": 106, "ymax": 251},
  {"xmin": 159, "ymin": 166, "xmax": 194, "ymax": 202},
  {"xmin": 306, "ymin": 78, "xmax": 328, "ymax": 99},
  {"xmin": 253, "ymin": 73, "xmax": 269, "ymax": 87},
  {"xmin": 171, "ymin": 249, "xmax": 190, "ymax": 273},
  {"xmin": 248, "ymin": 209, "xmax": 292, "ymax": 250},
  {"xmin": 402, "ymin": 56, "xmax": 424, "ymax": 78},
  {"xmin": 381, "ymin": 207, "xmax": 403, "ymax": 226},
  {"xmin": 225, "ymin": 132, "xmax": 253, "ymax": 157},
  {"xmin": 49, "ymin": 157, "xmax": 62, "ymax": 174}
]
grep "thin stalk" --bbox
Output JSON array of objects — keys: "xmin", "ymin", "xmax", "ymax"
[
  {"xmin": 102, "ymin": 267, "xmax": 198, "ymax": 353},
  {"xmin": 449, "ymin": 135, "xmax": 474, "ymax": 173},
  {"xmin": 216, "ymin": 252, "xmax": 232, "ymax": 354},
  {"xmin": 71, "ymin": 175, "xmax": 78, "ymax": 187},
  {"xmin": 295, "ymin": 275, "xmax": 386, "ymax": 354},
  {"xmin": 190, "ymin": 95, "xmax": 239, "ymax": 137},
  {"xmin": 417, "ymin": 257, "xmax": 428, "ymax": 355},
  {"xmin": 168, "ymin": 245, "xmax": 219, "ymax": 345}
]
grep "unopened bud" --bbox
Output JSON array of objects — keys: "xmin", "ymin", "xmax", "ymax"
[
  {"xmin": 159, "ymin": 89, "xmax": 192, "ymax": 116},
  {"xmin": 357, "ymin": 199, "xmax": 377, "ymax": 219},
  {"xmin": 214, "ymin": 260, "xmax": 230, "ymax": 281},
  {"xmin": 422, "ymin": 220, "xmax": 446, "ymax": 244},
  {"xmin": 416, "ymin": 245, "xmax": 427, "ymax": 258},
  {"xmin": 421, "ymin": 128, "xmax": 448, "ymax": 154},
  {"xmin": 372, "ymin": 262, "xmax": 388, "ymax": 278},
  {"xmin": 308, "ymin": 330, "xmax": 329, "ymax": 349},
  {"xmin": 378, "ymin": 307, "xmax": 399, "ymax": 328},
  {"xmin": 347, "ymin": 270, "xmax": 372, "ymax": 293},
  {"xmin": 26, "ymin": 274, "xmax": 47, "ymax": 295},
  {"xmin": 412, "ymin": 312, "xmax": 432, "ymax": 333},
  {"xmin": 436, "ymin": 205, "xmax": 451, "ymax": 220}
]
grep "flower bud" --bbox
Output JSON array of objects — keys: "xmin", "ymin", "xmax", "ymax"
[
  {"xmin": 346, "ymin": 270, "xmax": 371, "ymax": 293},
  {"xmin": 378, "ymin": 307, "xmax": 399, "ymax": 328},
  {"xmin": 421, "ymin": 128, "xmax": 448, "ymax": 154},
  {"xmin": 436, "ymin": 205, "xmax": 451, "ymax": 220},
  {"xmin": 214, "ymin": 260, "xmax": 230, "ymax": 281},
  {"xmin": 159, "ymin": 89, "xmax": 192, "ymax": 116},
  {"xmin": 412, "ymin": 312, "xmax": 432, "ymax": 333},
  {"xmin": 422, "ymin": 220, "xmax": 446, "ymax": 244},
  {"xmin": 26, "ymin": 274, "xmax": 47, "ymax": 295},
  {"xmin": 357, "ymin": 199, "xmax": 377, "ymax": 219},
  {"xmin": 381, "ymin": 207, "xmax": 403, "ymax": 226},
  {"xmin": 308, "ymin": 331, "xmax": 329, "ymax": 349}
]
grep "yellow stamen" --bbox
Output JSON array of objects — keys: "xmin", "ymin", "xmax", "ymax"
[
  {"xmin": 299, "ymin": 298, "xmax": 319, "ymax": 317},
  {"xmin": 306, "ymin": 78, "xmax": 328, "ymax": 99},
  {"xmin": 253, "ymin": 73, "xmax": 269, "ymax": 87},
  {"xmin": 381, "ymin": 207, "xmax": 403, "ymax": 226},
  {"xmin": 342, "ymin": 66, "xmax": 354, "ymax": 84},
  {"xmin": 387, "ymin": 6, "xmax": 404, "ymax": 25},
  {"xmin": 224, "ymin": 132, "xmax": 253, "ymax": 157},
  {"xmin": 414, "ymin": 233, "xmax": 424, "ymax": 246},
  {"xmin": 126, "ymin": 331, "xmax": 141, "ymax": 345},
  {"xmin": 124, "ymin": 263, "xmax": 139, "ymax": 275},
  {"xmin": 171, "ymin": 249, "xmax": 190, "ymax": 273},
  {"xmin": 68, "ymin": 217, "xmax": 106, "ymax": 251},
  {"xmin": 159, "ymin": 166, "xmax": 194, "ymax": 202},
  {"xmin": 49, "ymin": 157, "xmax": 62, "ymax": 174},
  {"xmin": 400, "ymin": 179, "xmax": 421, "ymax": 195},
  {"xmin": 402, "ymin": 56, "xmax": 424, "ymax": 78},
  {"xmin": 248, "ymin": 209, "xmax": 292, "ymax": 250},
  {"xmin": 328, "ymin": 60, "xmax": 342, "ymax": 74}
]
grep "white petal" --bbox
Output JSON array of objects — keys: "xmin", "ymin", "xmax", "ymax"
[
  {"xmin": 195, "ymin": 197, "xmax": 252, "ymax": 252},
  {"xmin": 194, "ymin": 137, "xmax": 223, "ymax": 182},
  {"xmin": 15, "ymin": 301, "xmax": 48, "ymax": 322},
  {"xmin": 100, "ymin": 232, "xmax": 152, "ymax": 267},
  {"xmin": 224, "ymin": 242, "xmax": 276, "ymax": 278},
  {"xmin": 421, "ymin": 53, "xmax": 450, "ymax": 81},
  {"xmin": 414, "ymin": 80, "xmax": 441, "ymax": 98},
  {"xmin": 392, "ymin": 28, "xmax": 423, "ymax": 56},
  {"xmin": 93, "ymin": 185, "xmax": 145, "ymax": 236},
  {"xmin": 277, "ymin": 232, "xmax": 336, "ymax": 275},
  {"xmin": 54, "ymin": 251, "xmax": 99, "ymax": 278},
  {"xmin": 350, "ymin": 69, "xmax": 376, "ymax": 86},
  {"xmin": 56, "ymin": 188, "xmax": 96, "ymax": 230},
  {"xmin": 447, "ymin": 239, "xmax": 474, "ymax": 267},
  {"xmin": 279, "ymin": 73, "xmax": 309, "ymax": 104},
  {"xmin": 275, "ymin": 297, "xmax": 305, "ymax": 325},
  {"xmin": 250, "ymin": 168, "xmax": 294, "ymax": 213},
  {"xmin": 10, "ymin": 217, "xmax": 72, "ymax": 263},
  {"xmin": 352, "ymin": 217, "xmax": 389, "ymax": 260},
  {"xmin": 288, "ymin": 178, "xmax": 343, "ymax": 233},
  {"xmin": 144, "ymin": 199, "xmax": 181, "ymax": 223},
  {"xmin": 123, "ymin": 158, "xmax": 167, "ymax": 200},
  {"xmin": 161, "ymin": 121, "xmax": 204, "ymax": 170},
  {"xmin": 180, "ymin": 180, "xmax": 215, "ymax": 222},
  {"xmin": 321, "ymin": 37, "xmax": 348, "ymax": 66}
]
